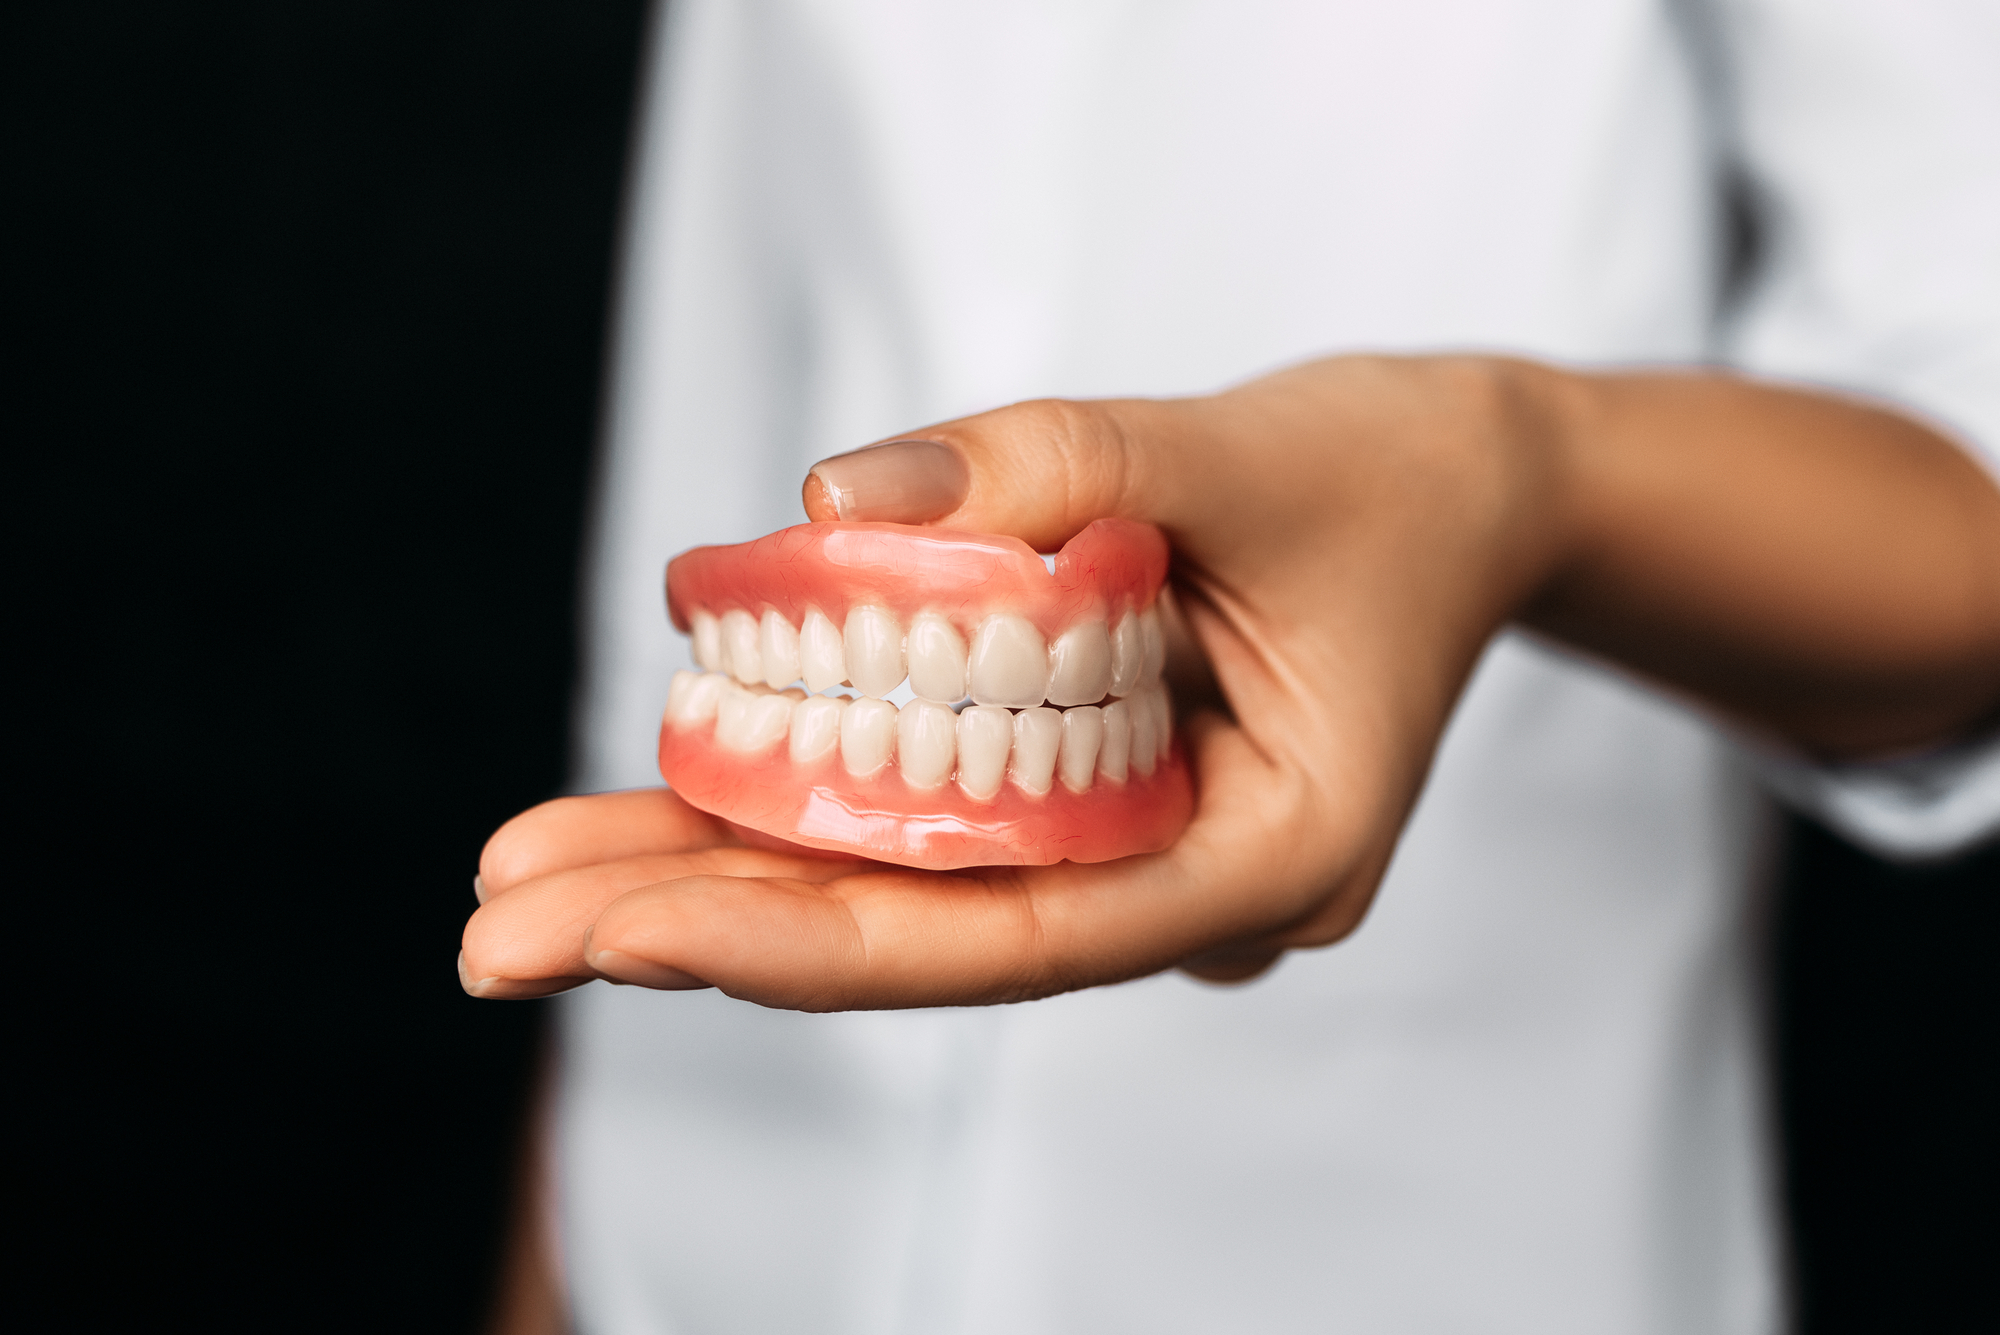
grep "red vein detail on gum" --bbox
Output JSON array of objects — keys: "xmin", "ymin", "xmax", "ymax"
[{"xmin": 667, "ymin": 519, "xmax": 1169, "ymax": 637}]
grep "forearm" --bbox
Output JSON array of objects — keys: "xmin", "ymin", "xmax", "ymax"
[{"xmin": 1526, "ymin": 367, "xmax": 2000, "ymax": 757}]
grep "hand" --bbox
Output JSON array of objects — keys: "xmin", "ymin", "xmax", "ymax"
[{"xmin": 461, "ymin": 356, "xmax": 2000, "ymax": 1009}]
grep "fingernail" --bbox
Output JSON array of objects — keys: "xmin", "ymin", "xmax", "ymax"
[
  {"xmin": 806, "ymin": 439, "xmax": 968, "ymax": 523},
  {"xmin": 586, "ymin": 946, "xmax": 712, "ymax": 991},
  {"xmin": 472, "ymin": 873, "xmax": 488, "ymax": 904},
  {"xmin": 458, "ymin": 951, "xmax": 591, "ymax": 1000}
]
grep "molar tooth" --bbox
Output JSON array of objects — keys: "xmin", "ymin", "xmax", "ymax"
[
  {"xmin": 721, "ymin": 609, "xmax": 762, "ymax": 685},
  {"xmin": 969, "ymin": 614, "xmax": 1047, "ymax": 708},
  {"xmin": 955, "ymin": 705, "xmax": 1013, "ymax": 801},
  {"xmin": 1046, "ymin": 620, "xmax": 1113, "ymax": 707},
  {"xmin": 1140, "ymin": 606, "xmax": 1165, "ymax": 683},
  {"xmin": 716, "ymin": 684, "xmax": 792, "ymax": 752},
  {"xmin": 799, "ymin": 608, "xmax": 847, "ymax": 693},
  {"xmin": 1108, "ymin": 611, "xmax": 1144, "ymax": 697},
  {"xmin": 840, "ymin": 697, "xmax": 898, "ymax": 776},
  {"xmin": 896, "ymin": 699, "xmax": 958, "ymax": 789},
  {"xmin": 1010, "ymin": 706, "xmax": 1062, "ymax": 796},
  {"xmin": 691, "ymin": 610, "xmax": 723, "ymax": 672},
  {"xmin": 666, "ymin": 670, "xmax": 727, "ymax": 725},
  {"xmin": 1097, "ymin": 699, "xmax": 1132, "ymax": 782},
  {"xmin": 1129, "ymin": 688, "xmax": 1159, "ymax": 777},
  {"xmin": 759, "ymin": 611, "xmax": 801, "ymax": 688},
  {"xmin": 788, "ymin": 694, "xmax": 844, "ymax": 763},
  {"xmin": 1058, "ymin": 706, "xmax": 1105, "ymax": 795},
  {"xmin": 906, "ymin": 612, "xmax": 968, "ymax": 703},
  {"xmin": 843, "ymin": 605, "xmax": 906, "ymax": 698}
]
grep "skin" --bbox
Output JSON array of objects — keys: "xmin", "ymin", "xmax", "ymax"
[{"xmin": 462, "ymin": 356, "xmax": 2000, "ymax": 1008}]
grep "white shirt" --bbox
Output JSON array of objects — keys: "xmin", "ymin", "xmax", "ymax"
[{"xmin": 557, "ymin": 3, "xmax": 2000, "ymax": 1331}]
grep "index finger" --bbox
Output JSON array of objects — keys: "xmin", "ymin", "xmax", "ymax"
[{"xmin": 478, "ymin": 788, "xmax": 733, "ymax": 896}]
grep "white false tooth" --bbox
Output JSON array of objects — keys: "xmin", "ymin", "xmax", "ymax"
[
  {"xmin": 955, "ymin": 705, "xmax": 1013, "ymax": 801},
  {"xmin": 759, "ymin": 611, "xmax": 801, "ymax": 688},
  {"xmin": 788, "ymin": 694, "xmax": 844, "ymax": 763},
  {"xmin": 721, "ymin": 609, "xmax": 762, "ymax": 685},
  {"xmin": 1058, "ymin": 706, "xmax": 1105, "ymax": 795},
  {"xmin": 1149, "ymin": 683, "xmax": 1173, "ymax": 755},
  {"xmin": 969, "ymin": 614, "xmax": 1047, "ymax": 708},
  {"xmin": 840, "ymin": 697, "xmax": 898, "ymax": 776},
  {"xmin": 1140, "ymin": 605, "xmax": 1165, "ymax": 683},
  {"xmin": 667, "ymin": 670, "xmax": 728, "ymax": 726},
  {"xmin": 906, "ymin": 612, "xmax": 968, "ymax": 703},
  {"xmin": 691, "ymin": 610, "xmax": 723, "ymax": 672},
  {"xmin": 1010, "ymin": 706, "xmax": 1062, "ymax": 796},
  {"xmin": 715, "ymin": 684, "xmax": 792, "ymax": 752},
  {"xmin": 896, "ymin": 700, "xmax": 958, "ymax": 789},
  {"xmin": 1129, "ymin": 689, "xmax": 1159, "ymax": 777},
  {"xmin": 799, "ymin": 608, "xmax": 847, "ymax": 692},
  {"xmin": 1098, "ymin": 698, "xmax": 1133, "ymax": 782},
  {"xmin": 1046, "ymin": 620, "xmax": 1113, "ymax": 707},
  {"xmin": 1108, "ymin": 611, "xmax": 1144, "ymax": 698},
  {"xmin": 843, "ymin": 605, "xmax": 906, "ymax": 698}
]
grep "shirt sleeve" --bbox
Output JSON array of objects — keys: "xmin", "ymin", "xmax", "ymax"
[{"xmin": 1716, "ymin": 0, "xmax": 2000, "ymax": 858}]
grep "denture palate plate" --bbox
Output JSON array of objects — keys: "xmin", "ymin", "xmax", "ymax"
[
  {"xmin": 896, "ymin": 699, "xmax": 958, "ymax": 788},
  {"xmin": 721, "ymin": 609, "xmax": 762, "ymax": 685},
  {"xmin": 1058, "ymin": 705, "xmax": 1105, "ymax": 794},
  {"xmin": 970, "ymin": 614, "xmax": 1048, "ymax": 709},
  {"xmin": 1010, "ymin": 707, "xmax": 1063, "ymax": 795},
  {"xmin": 955, "ymin": 705, "xmax": 1012, "ymax": 801},
  {"xmin": 799, "ymin": 608, "xmax": 846, "ymax": 693},
  {"xmin": 789, "ymin": 693, "xmax": 843, "ymax": 763},
  {"xmin": 844, "ymin": 605, "xmax": 905, "ymax": 699},
  {"xmin": 906, "ymin": 612, "xmax": 968, "ymax": 703},
  {"xmin": 841, "ymin": 696, "xmax": 898, "ymax": 776},
  {"xmin": 1046, "ymin": 619, "xmax": 1113, "ymax": 708},
  {"xmin": 760, "ymin": 610, "xmax": 801, "ymax": 689}
]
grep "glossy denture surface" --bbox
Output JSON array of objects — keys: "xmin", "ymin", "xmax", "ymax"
[{"xmin": 659, "ymin": 520, "xmax": 1190, "ymax": 868}]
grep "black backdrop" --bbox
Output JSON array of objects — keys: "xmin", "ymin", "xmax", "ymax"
[{"xmin": 19, "ymin": 5, "xmax": 1993, "ymax": 1331}]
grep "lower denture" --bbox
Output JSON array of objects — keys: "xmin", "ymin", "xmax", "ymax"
[{"xmin": 658, "ymin": 519, "xmax": 1193, "ymax": 869}]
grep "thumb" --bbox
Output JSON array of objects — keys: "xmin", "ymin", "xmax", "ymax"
[{"xmin": 802, "ymin": 397, "xmax": 1191, "ymax": 551}]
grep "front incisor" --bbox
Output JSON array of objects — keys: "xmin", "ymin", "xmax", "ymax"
[
  {"xmin": 1097, "ymin": 699, "xmax": 1133, "ymax": 782},
  {"xmin": 1010, "ymin": 706, "xmax": 1062, "ymax": 795},
  {"xmin": 840, "ymin": 696, "xmax": 897, "ymax": 776},
  {"xmin": 1108, "ymin": 611, "xmax": 1144, "ymax": 697},
  {"xmin": 844, "ymin": 605, "xmax": 905, "ymax": 698},
  {"xmin": 760, "ymin": 610, "xmax": 801, "ymax": 688},
  {"xmin": 970, "ymin": 614, "xmax": 1047, "ymax": 708},
  {"xmin": 906, "ymin": 612, "xmax": 968, "ymax": 703},
  {"xmin": 956, "ymin": 705, "xmax": 1012, "ymax": 801},
  {"xmin": 799, "ymin": 608, "xmax": 846, "ymax": 693},
  {"xmin": 1058, "ymin": 705, "xmax": 1105, "ymax": 794},
  {"xmin": 691, "ymin": 611, "xmax": 723, "ymax": 673},
  {"xmin": 721, "ymin": 609, "xmax": 762, "ymax": 685},
  {"xmin": 1046, "ymin": 620, "xmax": 1112, "ymax": 707}
]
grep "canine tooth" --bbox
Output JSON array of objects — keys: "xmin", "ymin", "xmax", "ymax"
[
  {"xmin": 1129, "ymin": 689, "xmax": 1159, "ymax": 777},
  {"xmin": 906, "ymin": 612, "xmax": 968, "ymax": 703},
  {"xmin": 1058, "ymin": 706, "xmax": 1105, "ymax": 794},
  {"xmin": 799, "ymin": 608, "xmax": 847, "ymax": 692},
  {"xmin": 759, "ymin": 611, "xmax": 801, "ymax": 688},
  {"xmin": 716, "ymin": 685, "xmax": 791, "ymax": 752},
  {"xmin": 840, "ymin": 696, "xmax": 897, "ymax": 776},
  {"xmin": 969, "ymin": 614, "xmax": 1047, "ymax": 708},
  {"xmin": 1010, "ymin": 706, "xmax": 1062, "ymax": 796},
  {"xmin": 896, "ymin": 700, "xmax": 958, "ymax": 788},
  {"xmin": 844, "ymin": 605, "xmax": 906, "ymax": 698},
  {"xmin": 721, "ymin": 609, "xmax": 762, "ymax": 685},
  {"xmin": 666, "ymin": 670, "xmax": 726, "ymax": 725},
  {"xmin": 1097, "ymin": 699, "xmax": 1132, "ymax": 782},
  {"xmin": 1140, "ymin": 606, "xmax": 1165, "ymax": 683},
  {"xmin": 1108, "ymin": 611, "xmax": 1144, "ymax": 697},
  {"xmin": 1046, "ymin": 620, "xmax": 1113, "ymax": 707},
  {"xmin": 691, "ymin": 610, "xmax": 723, "ymax": 672},
  {"xmin": 789, "ymin": 694, "xmax": 844, "ymax": 763},
  {"xmin": 955, "ymin": 705, "xmax": 1012, "ymax": 801}
]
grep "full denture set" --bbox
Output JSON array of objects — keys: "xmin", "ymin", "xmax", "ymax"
[{"xmin": 657, "ymin": 519, "xmax": 1195, "ymax": 868}]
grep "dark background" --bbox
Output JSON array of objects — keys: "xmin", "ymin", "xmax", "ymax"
[{"xmin": 19, "ymin": 4, "xmax": 1993, "ymax": 1331}]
